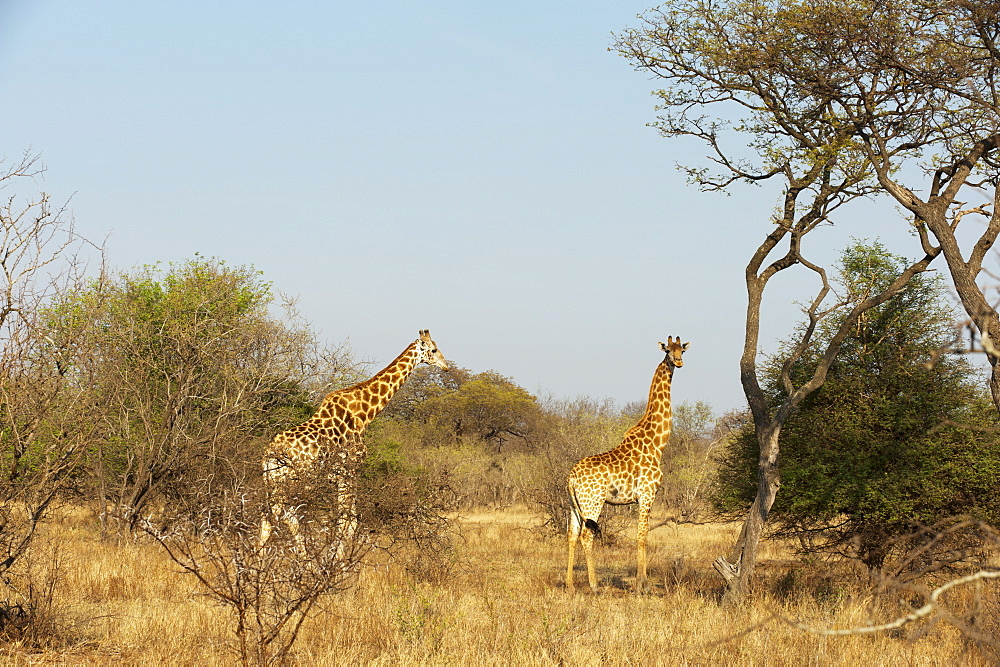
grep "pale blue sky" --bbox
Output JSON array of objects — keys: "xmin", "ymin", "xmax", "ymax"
[{"xmin": 1, "ymin": 1, "xmax": 925, "ymax": 412}]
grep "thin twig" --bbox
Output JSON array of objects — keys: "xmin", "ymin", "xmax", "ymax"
[{"xmin": 779, "ymin": 570, "xmax": 1000, "ymax": 636}]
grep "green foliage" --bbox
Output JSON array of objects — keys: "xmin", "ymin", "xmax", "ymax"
[
  {"xmin": 616, "ymin": 0, "xmax": 999, "ymax": 193},
  {"xmin": 713, "ymin": 241, "xmax": 1000, "ymax": 567},
  {"xmin": 44, "ymin": 256, "xmax": 345, "ymax": 527},
  {"xmin": 361, "ymin": 432, "xmax": 409, "ymax": 479},
  {"xmin": 385, "ymin": 366, "xmax": 543, "ymax": 452}
]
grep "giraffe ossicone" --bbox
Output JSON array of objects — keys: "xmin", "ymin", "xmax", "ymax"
[
  {"xmin": 259, "ymin": 329, "xmax": 448, "ymax": 549},
  {"xmin": 565, "ymin": 336, "xmax": 689, "ymax": 593}
]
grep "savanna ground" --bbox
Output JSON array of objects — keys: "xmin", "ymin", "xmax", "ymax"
[{"xmin": 4, "ymin": 505, "xmax": 994, "ymax": 665}]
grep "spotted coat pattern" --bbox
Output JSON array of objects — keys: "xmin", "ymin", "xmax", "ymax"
[{"xmin": 565, "ymin": 336, "xmax": 689, "ymax": 592}]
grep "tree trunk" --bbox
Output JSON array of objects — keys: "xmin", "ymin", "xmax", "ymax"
[{"xmin": 713, "ymin": 426, "xmax": 780, "ymax": 602}]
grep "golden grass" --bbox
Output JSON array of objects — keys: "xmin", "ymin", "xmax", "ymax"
[{"xmin": 2, "ymin": 505, "xmax": 995, "ymax": 665}]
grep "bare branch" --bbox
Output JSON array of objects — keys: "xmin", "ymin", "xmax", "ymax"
[{"xmin": 780, "ymin": 569, "xmax": 1000, "ymax": 637}]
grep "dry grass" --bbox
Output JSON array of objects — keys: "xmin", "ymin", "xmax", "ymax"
[{"xmin": 1, "ymin": 505, "xmax": 995, "ymax": 665}]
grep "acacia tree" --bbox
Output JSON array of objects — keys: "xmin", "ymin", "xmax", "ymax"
[
  {"xmin": 714, "ymin": 242, "xmax": 1000, "ymax": 570},
  {"xmin": 736, "ymin": 0, "xmax": 1000, "ymax": 409},
  {"xmin": 385, "ymin": 366, "xmax": 542, "ymax": 451},
  {"xmin": 615, "ymin": 1, "xmax": 943, "ymax": 600}
]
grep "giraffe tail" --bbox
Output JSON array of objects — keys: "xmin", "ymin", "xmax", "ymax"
[{"xmin": 569, "ymin": 487, "xmax": 601, "ymax": 538}]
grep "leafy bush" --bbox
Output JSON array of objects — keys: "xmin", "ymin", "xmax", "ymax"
[
  {"xmin": 45, "ymin": 256, "xmax": 362, "ymax": 531},
  {"xmin": 713, "ymin": 242, "xmax": 1000, "ymax": 569}
]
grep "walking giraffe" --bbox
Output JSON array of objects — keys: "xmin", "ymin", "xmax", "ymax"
[
  {"xmin": 259, "ymin": 329, "xmax": 448, "ymax": 547},
  {"xmin": 565, "ymin": 336, "xmax": 689, "ymax": 593}
]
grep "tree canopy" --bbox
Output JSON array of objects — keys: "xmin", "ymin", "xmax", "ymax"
[
  {"xmin": 43, "ymin": 256, "xmax": 359, "ymax": 527},
  {"xmin": 383, "ymin": 366, "xmax": 542, "ymax": 451},
  {"xmin": 616, "ymin": 0, "xmax": 1000, "ymax": 599},
  {"xmin": 713, "ymin": 242, "xmax": 1000, "ymax": 568},
  {"xmin": 617, "ymin": 0, "xmax": 1000, "ymax": 407}
]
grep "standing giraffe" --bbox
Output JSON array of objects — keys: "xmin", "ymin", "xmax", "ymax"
[
  {"xmin": 565, "ymin": 336, "xmax": 689, "ymax": 593},
  {"xmin": 259, "ymin": 329, "xmax": 448, "ymax": 546}
]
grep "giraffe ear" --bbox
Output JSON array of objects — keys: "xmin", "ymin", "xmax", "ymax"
[
  {"xmin": 659, "ymin": 341, "xmax": 668, "ymax": 352},
  {"xmin": 682, "ymin": 342, "xmax": 690, "ymax": 351}
]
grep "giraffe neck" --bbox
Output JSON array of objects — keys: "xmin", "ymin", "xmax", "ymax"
[
  {"xmin": 336, "ymin": 341, "xmax": 421, "ymax": 430},
  {"xmin": 632, "ymin": 360, "xmax": 674, "ymax": 457}
]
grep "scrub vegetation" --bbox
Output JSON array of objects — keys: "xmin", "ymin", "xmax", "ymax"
[
  {"xmin": 0, "ymin": 172, "xmax": 996, "ymax": 661},
  {"xmin": 5, "ymin": 1, "xmax": 1000, "ymax": 661}
]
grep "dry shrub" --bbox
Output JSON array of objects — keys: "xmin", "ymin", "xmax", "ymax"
[
  {"xmin": 876, "ymin": 516, "xmax": 1000, "ymax": 584},
  {"xmin": 869, "ymin": 517, "xmax": 1000, "ymax": 659},
  {"xmin": 4, "ymin": 506, "xmax": 997, "ymax": 664},
  {"xmin": 0, "ymin": 531, "xmax": 87, "ymax": 653},
  {"xmin": 356, "ymin": 458, "xmax": 459, "ymax": 583},
  {"xmin": 0, "ymin": 154, "xmax": 102, "ymax": 652},
  {"xmin": 124, "ymin": 429, "xmax": 461, "ymax": 663},
  {"xmin": 143, "ymin": 484, "xmax": 365, "ymax": 666},
  {"xmin": 764, "ymin": 517, "xmax": 1000, "ymax": 663}
]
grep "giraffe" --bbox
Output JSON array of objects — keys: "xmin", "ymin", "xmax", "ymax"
[
  {"xmin": 565, "ymin": 336, "xmax": 689, "ymax": 593},
  {"xmin": 259, "ymin": 329, "xmax": 448, "ymax": 547}
]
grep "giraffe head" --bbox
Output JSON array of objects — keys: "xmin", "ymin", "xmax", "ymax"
[
  {"xmin": 416, "ymin": 329, "xmax": 449, "ymax": 370},
  {"xmin": 659, "ymin": 336, "xmax": 689, "ymax": 369}
]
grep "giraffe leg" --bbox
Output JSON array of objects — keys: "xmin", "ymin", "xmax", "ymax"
[
  {"xmin": 271, "ymin": 502, "xmax": 304, "ymax": 553},
  {"xmin": 566, "ymin": 510, "xmax": 582, "ymax": 592},
  {"xmin": 336, "ymin": 504, "xmax": 358, "ymax": 560},
  {"xmin": 283, "ymin": 505, "xmax": 302, "ymax": 541},
  {"xmin": 636, "ymin": 499, "xmax": 653, "ymax": 593},
  {"xmin": 259, "ymin": 498, "xmax": 303, "ymax": 549},
  {"xmin": 261, "ymin": 458, "xmax": 299, "ymax": 547},
  {"xmin": 260, "ymin": 461, "xmax": 277, "ymax": 546},
  {"xmin": 333, "ymin": 481, "xmax": 359, "ymax": 560},
  {"xmin": 259, "ymin": 512, "xmax": 274, "ymax": 546},
  {"xmin": 580, "ymin": 525, "xmax": 598, "ymax": 592}
]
